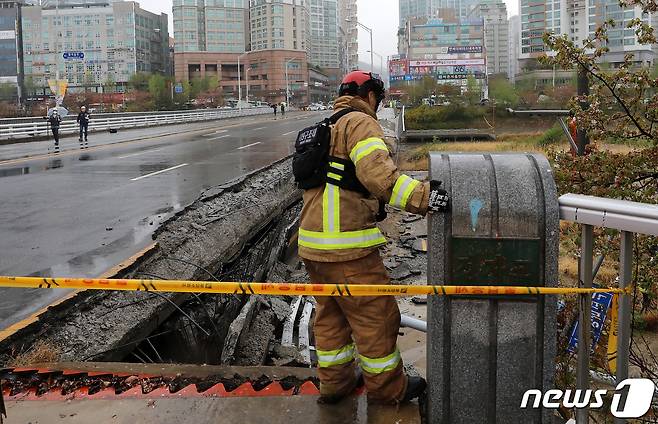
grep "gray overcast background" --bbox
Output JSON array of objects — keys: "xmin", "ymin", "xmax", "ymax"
[{"xmin": 140, "ymin": 0, "xmax": 519, "ymax": 66}]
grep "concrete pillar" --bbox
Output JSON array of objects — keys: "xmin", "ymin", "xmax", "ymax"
[{"xmin": 427, "ymin": 153, "xmax": 559, "ymax": 423}]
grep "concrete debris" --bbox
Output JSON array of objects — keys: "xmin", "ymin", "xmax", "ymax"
[
  {"xmin": 389, "ymin": 262, "xmax": 421, "ymax": 281},
  {"xmin": 221, "ymin": 296, "xmax": 263, "ymax": 365},
  {"xmin": 268, "ymin": 297, "xmax": 292, "ymax": 324}
]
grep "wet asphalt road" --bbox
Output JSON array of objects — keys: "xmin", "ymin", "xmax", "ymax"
[{"xmin": 0, "ymin": 111, "xmax": 322, "ymax": 329}]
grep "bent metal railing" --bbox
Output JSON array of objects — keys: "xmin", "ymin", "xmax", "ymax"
[
  {"xmin": 559, "ymin": 193, "xmax": 658, "ymax": 423},
  {"xmin": 0, "ymin": 107, "xmax": 271, "ymax": 140}
]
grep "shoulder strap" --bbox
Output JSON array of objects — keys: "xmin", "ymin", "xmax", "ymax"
[{"xmin": 327, "ymin": 107, "xmax": 357, "ymax": 125}]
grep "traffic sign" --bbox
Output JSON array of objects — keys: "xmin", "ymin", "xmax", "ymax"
[
  {"xmin": 175, "ymin": 84, "xmax": 183, "ymax": 94},
  {"xmin": 63, "ymin": 51, "xmax": 84, "ymax": 60}
]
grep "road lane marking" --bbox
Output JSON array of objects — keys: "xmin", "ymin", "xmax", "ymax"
[
  {"xmin": 203, "ymin": 130, "xmax": 228, "ymax": 137},
  {"xmin": 0, "ymin": 114, "xmax": 321, "ymax": 167},
  {"xmin": 282, "ymin": 130, "xmax": 297, "ymax": 136},
  {"xmin": 208, "ymin": 134, "xmax": 230, "ymax": 140},
  {"xmin": 118, "ymin": 148, "xmax": 163, "ymax": 159},
  {"xmin": 237, "ymin": 142, "xmax": 261, "ymax": 150},
  {"xmin": 131, "ymin": 163, "xmax": 188, "ymax": 181},
  {"xmin": 252, "ymin": 127, "xmax": 266, "ymax": 130}
]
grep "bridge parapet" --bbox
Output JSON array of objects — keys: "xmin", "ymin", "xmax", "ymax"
[{"xmin": 427, "ymin": 152, "xmax": 559, "ymax": 423}]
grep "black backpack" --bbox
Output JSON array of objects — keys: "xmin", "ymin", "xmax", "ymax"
[{"xmin": 292, "ymin": 108, "xmax": 356, "ymax": 190}]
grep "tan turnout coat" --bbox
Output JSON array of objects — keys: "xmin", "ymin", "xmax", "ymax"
[{"xmin": 298, "ymin": 95, "xmax": 429, "ymax": 263}]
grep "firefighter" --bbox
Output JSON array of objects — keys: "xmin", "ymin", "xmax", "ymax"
[{"xmin": 297, "ymin": 71, "xmax": 450, "ymax": 405}]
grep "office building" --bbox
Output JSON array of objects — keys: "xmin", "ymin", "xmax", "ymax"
[
  {"xmin": 338, "ymin": 0, "xmax": 357, "ymax": 72},
  {"xmin": 396, "ymin": 12, "xmax": 486, "ymax": 88},
  {"xmin": 242, "ymin": 49, "xmax": 308, "ymax": 104},
  {"xmin": 21, "ymin": 1, "xmax": 169, "ymax": 93},
  {"xmin": 0, "ymin": 0, "xmax": 24, "ymax": 102},
  {"xmin": 468, "ymin": 1, "xmax": 509, "ymax": 77}
]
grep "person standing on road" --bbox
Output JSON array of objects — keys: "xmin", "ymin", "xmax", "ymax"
[
  {"xmin": 46, "ymin": 109, "xmax": 62, "ymax": 153},
  {"xmin": 295, "ymin": 70, "xmax": 450, "ymax": 405},
  {"xmin": 272, "ymin": 103, "xmax": 278, "ymax": 117},
  {"xmin": 280, "ymin": 102, "xmax": 285, "ymax": 117},
  {"xmin": 77, "ymin": 106, "xmax": 90, "ymax": 149}
]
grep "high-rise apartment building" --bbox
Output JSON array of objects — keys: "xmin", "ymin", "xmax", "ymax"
[
  {"xmin": 21, "ymin": 1, "xmax": 169, "ymax": 93},
  {"xmin": 173, "ymin": 0, "xmax": 248, "ymax": 53},
  {"xmin": 338, "ymin": 0, "xmax": 357, "ymax": 72},
  {"xmin": 399, "ymin": 0, "xmax": 434, "ymax": 28},
  {"xmin": 519, "ymin": 0, "xmax": 654, "ymax": 67},
  {"xmin": 396, "ymin": 12, "xmax": 486, "ymax": 88},
  {"xmin": 249, "ymin": 0, "xmax": 309, "ymax": 51},
  {"xmin": 468, "ymin": 1, "xmax": 508, "ymax": 77},
  {"xmin": 399, "ymin": 0, "xmax": 480, "ymax": 28},
  {"xmin": 308, "ymin": 0, "xmax": 338, "ymax": 69}
]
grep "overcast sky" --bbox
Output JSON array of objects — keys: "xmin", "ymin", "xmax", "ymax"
[{"xmin": 139, "ymin": 0, "xmax": 520, "ymax": 63}]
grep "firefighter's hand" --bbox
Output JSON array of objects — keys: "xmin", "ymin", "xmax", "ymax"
[{"xmin": 428, "ymin": 180, "xmax": 450, "ymax": 213}]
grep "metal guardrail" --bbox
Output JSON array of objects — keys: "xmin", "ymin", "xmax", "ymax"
[
  {"xmin": 0, "ymin": 107, "xmax": 271, "ymax": 140},
  {"xmin": 559, "ymin": 193, "xmax": 658, "ymax": 424}
]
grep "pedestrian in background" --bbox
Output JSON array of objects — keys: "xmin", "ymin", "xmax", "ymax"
[
  {"xmin": 272, "ymin": 103, "xmax": 278, "ymax": 117},
  {"xmin": 77, "ymin": 105, "xmax": 90, "ymax": 149},
  {"xmin": 280, "ymin": 102, "xmax": 285, "ymax": 117},
  {"xmin": 46, "ymin": 109, "xmax": 62, "ymax": 153}
]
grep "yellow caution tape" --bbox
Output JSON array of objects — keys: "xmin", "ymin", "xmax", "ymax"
[
  {"xmin": 0, "ymin": 276, "xmax": 630, "ymax": 297},
  {"xmin": 607, "ymin": 293, "xmax": 620, "ymax": 374}
]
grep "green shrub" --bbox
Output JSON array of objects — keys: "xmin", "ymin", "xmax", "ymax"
[
  {"xmin": 536, "ymin": 123, "xmax": 565, "ymax": 146},
  {"xmin": 404, "ymin": 104, "xmax": 486, "ymax": 130}
]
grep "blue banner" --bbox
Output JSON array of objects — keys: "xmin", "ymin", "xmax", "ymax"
[{"xmin": 567, "ymin": 291, "xmax": 614, "ymax": 353}]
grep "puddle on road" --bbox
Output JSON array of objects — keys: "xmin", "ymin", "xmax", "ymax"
[{"xmin": 0, "ymin": 166, "xmax": 30, "ymax": 178}]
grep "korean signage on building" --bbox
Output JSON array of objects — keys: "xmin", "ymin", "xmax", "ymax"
[
  {"xmin": 410, "ymin": 59, "xmax": 485, "ymax": 67},
  {"xmin": 447, "ymin": 46, "xmax": 483, "ymax": 54}
]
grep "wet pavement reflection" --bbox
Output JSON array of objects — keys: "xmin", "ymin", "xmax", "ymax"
[{"xmin": 0, "ymin": 114, "xmax": 318, "ymax": 329}]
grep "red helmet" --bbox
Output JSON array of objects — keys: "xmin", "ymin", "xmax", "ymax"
[{"xmin": 339, "ymin": 70, "xmax": 385, "ymax": 102}]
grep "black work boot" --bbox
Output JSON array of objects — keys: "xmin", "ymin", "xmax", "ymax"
[
  {"xmin": 401, "ymin": 376, "xmax": 427, "ymax": 403},
  {"xmin": 317, "ymin": 370, "xmax": 364, "ymax": 404}
]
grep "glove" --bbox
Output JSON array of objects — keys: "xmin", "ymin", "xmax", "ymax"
[{"xmin": 428, "ymin": 180, "xmax": 450, "ymax": 213}]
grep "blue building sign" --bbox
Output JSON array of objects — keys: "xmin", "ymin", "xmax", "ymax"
[{"xmin": 63, "ymin": 52, "xmax": 84, "ymax": 60}]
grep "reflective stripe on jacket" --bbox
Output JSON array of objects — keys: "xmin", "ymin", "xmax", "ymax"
[{"xmin": 298, "ymin": 95, "xmax": 429, "ymax": 263}]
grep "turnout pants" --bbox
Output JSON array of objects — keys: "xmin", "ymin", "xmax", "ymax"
[{"xmin": 304, "ymin": 251, "xmax": 406, "ymax": 404}]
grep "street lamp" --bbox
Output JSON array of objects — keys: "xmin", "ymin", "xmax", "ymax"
[
  {"xmin": 367, "ymin": 50, "xmax": 384, "ymax": 75},
  {"xmin": 237, "ymin": 51, "xmax": 249, "ymax": 111},
  {"xmin": 285, "ymin": 57, "xmax": 295, "ymax": 107},
  {"xmin": 346, "ymin": 19, "xmax": 373, "ymax": 72}
]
